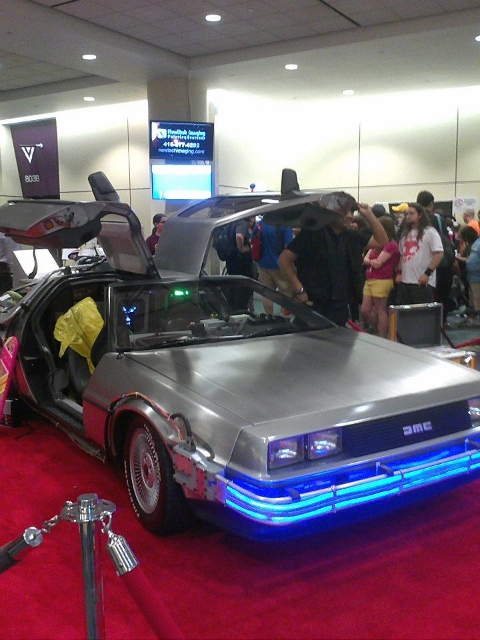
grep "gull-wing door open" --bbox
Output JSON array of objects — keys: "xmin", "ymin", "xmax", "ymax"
[
  {"xmin": 262, "ymin": 191, "xmax": 357, "ymax": 227},
  {"xmin": 155, "ymin": 191, "xmax": 357, "ymax": 277},
  {"xmin": 0, "ymin": 199, "xmax": 157, "ymax": 277}
]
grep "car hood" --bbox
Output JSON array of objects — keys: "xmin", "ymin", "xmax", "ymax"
[{"xmin": 126, "ymin": 329, "xmax": 480, "ymax": 434}]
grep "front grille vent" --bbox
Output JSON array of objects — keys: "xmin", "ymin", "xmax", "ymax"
[{"xmin": 342, "ymin": 401, "xmax": 471, "ymax": 457}]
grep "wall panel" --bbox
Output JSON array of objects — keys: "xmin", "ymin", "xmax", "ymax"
[
  {"xmin": 57, "ymin": 104, "xmax": 130, "ymax": 195},
  {"xmin": 0, "ymin": 124, "xmax": 21, "ymax": 202},
  {"xmin": 457, "ymin": 99, "xmax": 480, "ymax": 184},
  {"xmin": 214, "ymin": 94, "xmax": 360, "ymax": 193},
  {"xmin": 358, "ymin": 96, "xmax": 457, "ymax": 187}
]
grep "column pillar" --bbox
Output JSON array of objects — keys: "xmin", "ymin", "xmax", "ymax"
[
  {"xmin": 147, "ymin": 77, "xmax": 209, "ymax": 124},
  {"xmin": 147, "ymin": 77, "xmax": 211, "ymax": 214}
]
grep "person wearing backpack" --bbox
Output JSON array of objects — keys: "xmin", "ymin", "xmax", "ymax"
[
  {"xmin": 416, "ymin": 190, "xmax": 456, "ymax": 323},
  {"xmin": 225, "ymin": 216, "xmax": 256, "ymax": 312},
  {"xmin": 252, "ymin": 220, "xmax": 294, "ymax": 315}
]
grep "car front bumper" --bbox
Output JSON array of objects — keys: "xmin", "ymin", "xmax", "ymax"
[{"xmin": 218, "ymin": 436, "xmax": 480, "ymax": 527}]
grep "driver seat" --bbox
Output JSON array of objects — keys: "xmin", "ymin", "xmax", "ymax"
[
  {"xmin": 66, "ymin": 324, "xmax": 108, "ymax": 403},
  {"xmin": 53, "ymin": 297, "xmax": 107, "ymax": 404}
]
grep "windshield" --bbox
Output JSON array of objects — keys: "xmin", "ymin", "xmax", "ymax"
[{"xmin": 107, "ymin": 278, "xmax": 334, "ymax": 351}]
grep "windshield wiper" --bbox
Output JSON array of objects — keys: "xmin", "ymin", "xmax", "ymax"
[
  {"xmin": 131, "ymin": 334, "xmax": 243, "ymax": 349},
  {"xmin": 248, "ymin": 325, "xmax": 296, "ymax": 338}
]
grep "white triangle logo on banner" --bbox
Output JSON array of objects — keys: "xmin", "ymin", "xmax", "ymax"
[{"xmin": 21, "ymin": 146, "xmax": 35, "ymax": 163}]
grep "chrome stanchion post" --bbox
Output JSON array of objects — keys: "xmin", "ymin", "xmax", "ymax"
[
  {"xmin": 78, "ymin": 494, "xmax": 105, "ymax": 640},
  {"xmin": 61, "ymin": 493, "xmax": 116, "ymax": 640}
]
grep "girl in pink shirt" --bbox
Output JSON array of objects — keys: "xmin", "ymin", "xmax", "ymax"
[{"xmin": 361, "ymin": 216, "xmax": 399, "ymax": 338}]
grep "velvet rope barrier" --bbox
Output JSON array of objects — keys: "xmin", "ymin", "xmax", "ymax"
[
  {"xmin": 0, "ymin": 527, "xmax": 43, "ymax": 574},
  {"xmin": 106, "ymin": 529, "xmax": 185, "ymax": 640},
  {"xmin": 451, "ymin": 336, "xmax": 480, "ymax": 349},
  {"xmin": 119, "ymin": 565, "xmax": 185, "ymax": 640},
  {"xmin": 439, "ymin": 326, "xmax": 480, "ymax": 351},
  {"xmin": 346, "ymin": 319, "xmax": 366, "ymax": 332}
]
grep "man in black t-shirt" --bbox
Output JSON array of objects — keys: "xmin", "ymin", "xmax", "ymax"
[{"xmin": 278, "ymin": 203, "xmax": 388, "ymax": 325}]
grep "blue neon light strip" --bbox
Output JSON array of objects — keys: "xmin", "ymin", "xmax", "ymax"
[{"xmin": 224, "ymin": 446, "xmax": 480, "ymax": 525}]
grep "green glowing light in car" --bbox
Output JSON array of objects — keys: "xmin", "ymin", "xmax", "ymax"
[{"xmin": 170, "ymin": 288, "xmax": 191, "ymax": 298}]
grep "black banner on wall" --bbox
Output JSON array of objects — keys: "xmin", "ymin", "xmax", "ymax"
[{"xmin": 10, "ymin": 118, "xmax": 60, "ymax": 198}]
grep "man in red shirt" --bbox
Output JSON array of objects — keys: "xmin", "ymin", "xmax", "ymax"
[{"xmin": 146, "ymin": 213, "xmax": 167, "ymax": 254}]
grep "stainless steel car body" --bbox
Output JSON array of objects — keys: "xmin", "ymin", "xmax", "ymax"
[
  {"xmin": 0, "ymin": 195, "xmax": 480, "ymax": 539},
  {"xmin": 84, "ymin": 329, "xmax": 480, "ymax": 472}
]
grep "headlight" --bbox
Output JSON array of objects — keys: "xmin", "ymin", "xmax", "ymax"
[
  {"xmin": 308, "ymin": 428, "xmax": 342, "ymax": 459},
  {"xmin": 268, "ymin": 428, "xmax": 343, "ymax": 470},
  {"xmin": 268, "ymin": 436, "xmax": 304, "ymax": 469}
]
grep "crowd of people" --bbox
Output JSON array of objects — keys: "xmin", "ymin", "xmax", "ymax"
[{"xmin": 145, "ymin": 190, "xmax": 480, "ymax": 339}]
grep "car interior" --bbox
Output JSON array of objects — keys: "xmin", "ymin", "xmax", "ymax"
[{"xmin": 19, "ymin": 278, "xmax": 114, "ymax": 412}]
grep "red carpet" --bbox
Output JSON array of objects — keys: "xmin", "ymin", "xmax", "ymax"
[{"xmin": 1, "ymin": 420, "xmax": 480, "ymax": 639}]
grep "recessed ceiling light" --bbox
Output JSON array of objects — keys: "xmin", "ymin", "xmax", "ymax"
[
  {"xmin": 285, "ymin": 64, "xmax": 298, "ymax": 71},
  {"xmin": 343, "ymin": 89, "xmax": 355, "ymax": 96},
  {"xmin": 83, "ymin": 96, "xmax": 95, "ymax": 102},
  {"xmin": 475, "ymin": 34, "xmax": 480, "ymax": 41},
  {"xmin": 206, "ymin": 14, "xmax": 221, "ymax": 22},
  {"xmin": 82, "ymin": 54, "xmax": 97, "ymax": 61}
]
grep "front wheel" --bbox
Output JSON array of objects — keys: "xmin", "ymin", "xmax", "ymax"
[{"xmin": 124, "ymin": 417, "xmax": 193, "ymax": 535}]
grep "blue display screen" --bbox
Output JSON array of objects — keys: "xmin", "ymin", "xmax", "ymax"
[{"xmin": 151, "ymin": 164, "xmax": 213, "ymax": 201}]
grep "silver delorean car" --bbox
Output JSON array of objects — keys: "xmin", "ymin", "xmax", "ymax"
[{"xmin": 0, "ymin": 193, "xmax": 479, "ymax": 539}]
